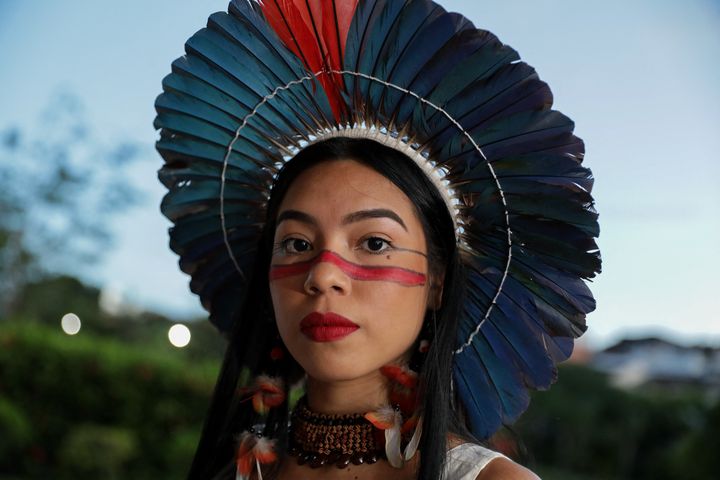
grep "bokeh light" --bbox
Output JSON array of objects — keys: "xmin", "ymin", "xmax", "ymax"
[
  {"xmin": 61, "ymin": 313, "xmax": 81, "ymax": 335},
  {"xmin": 168, "ymin": 324, "xmax": 191, "ymax": 348}
]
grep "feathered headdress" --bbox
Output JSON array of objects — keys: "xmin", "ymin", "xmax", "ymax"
[{"xmin": 155, "ymin": 0, "xmax": 600, "ymax": 441}]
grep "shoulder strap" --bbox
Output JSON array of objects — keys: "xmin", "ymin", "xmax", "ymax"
[{"xmin": 443, "ymin": 443, "xmax": 505, "ymax": 480}]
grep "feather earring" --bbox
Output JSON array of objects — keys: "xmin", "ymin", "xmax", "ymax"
[
  {"xmin": 234, "ymin": 375, "xmax": 284, "ymax": 478},
  {"xmin": 362, "ymin": 364, "xmax": 424, "ymax": 467},
  {"xmin": 251, "ymin": 375, "xmax": 285, "ymax": 415},
  {"xmin": 380, "ymin": 364, "xmax": 419, "ymax": 416},
  {"xmin": 364, "ymin": 404, "xmax": 423, "ymax": 467},
  {"xmin": 237, "ymin": 375, "xmax": 286, "ymax": 415},
  {"xmin": 403, "ymin": 415, "xmax": 422, "ymax": 461},
  {"xmin": 235, "ymin": 431, "xmax": 277, "ymax": 480},
  {"xmin": 364, "ymin": 405, "xmax": 404, "ymax": 468}
]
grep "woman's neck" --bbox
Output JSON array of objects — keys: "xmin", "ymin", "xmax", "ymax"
[{"xmin": 306, "ymin": 370, "xmax": 389, "ymax": 414}]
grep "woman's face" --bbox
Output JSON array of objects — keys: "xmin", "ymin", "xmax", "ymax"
[{"xmin": 269, "ymin": 159, "xmax": 433, "ymax": 383}]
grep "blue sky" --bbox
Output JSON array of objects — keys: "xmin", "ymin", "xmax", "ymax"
[{"xmin": 1, "ymin": 0, "xmax": 718, "ymax": 348}]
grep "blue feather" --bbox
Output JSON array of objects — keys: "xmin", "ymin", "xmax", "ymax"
[
  {"xmin": 473, "ymin": 323, "xmax": 532, "ymax": 420},
  {"xmin": 453, "ymin": 342, "xmax": 501, "ymax": 439},
  {"xmin": 368, "ymin": 0, "xmax": 446, "ymax": 112},
  {"xmin": 210, "ymin": 9, "xmax": 335, "ymax": 127},
  {"xmin": 391, "ymin": 25, "xmax": 482, "ymax": 126},
  {"xmin": 462, "ymin": 265, "xmax": 557, "ymax": 386},
  {"xmin": 423, "ymin": 63, "xmax": 551, "ymax": 147},
  {"xmin": 345, "ymin": 0, "xmax": 404, "ymax": 103},
  {"xmin": 167, "ymin": 56, "xmax": 294, "ymax": 142},
  {"xmin": 426, "ymin": 31, "xmax": 519, "ymax": 109},
  {"xmin": 157, "ymin": 137, "xmax": 260, "ymax": 177}
]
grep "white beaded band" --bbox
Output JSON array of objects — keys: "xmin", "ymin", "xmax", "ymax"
[{"xmin": 308, "ymin": 125, "xmax": 460, "ymax": 233}]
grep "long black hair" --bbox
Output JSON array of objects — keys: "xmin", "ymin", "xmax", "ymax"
[{"xmin": 188, "ymin": 137, "xmax": 470, "ymax": 480}]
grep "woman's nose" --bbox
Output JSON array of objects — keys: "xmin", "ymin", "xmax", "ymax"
[{"xmin": 303, "ymin": 256, "xmax": 352, "ymax": 296}]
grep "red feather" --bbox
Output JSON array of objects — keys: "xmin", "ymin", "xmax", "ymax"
[
  {"xmin": 380, "ymin": 364, "xmax": 418, "ymax": 389},
  {"xmin": 251, "ymin": 375, "xmax": 285, "ymax": 415},
  {"xmin": 261, "ymin": 0, "xmax": 321, "ymax": 68},
  {"xmin": 333, "ymin": 0, "xmax": 358, "ymax": 58},
  {"xmin": 364, "ymin": 405, "xmax": 398, "ymax": 430},
  {"xmin": 235, "ymin": 433, "xmax": 256, "ymax": 476},
  {"xmin": 259, "ymin": 0, "xmax": 360, "ymax": 121},
  {"xmin": 235, "ymin": 432, "xmax": 278, "ymax": 478},
  {"xmin": 381, "ymin": 364, "xmax": 419, "ymax": 415}
]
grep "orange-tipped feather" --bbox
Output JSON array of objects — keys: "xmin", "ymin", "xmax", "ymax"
[
  {"xmin": 235, "ymin": 432, "xmax": 277, "ymax": 480},
  {"xmin": 235, "ymin": 433, "xmax": 256, "ymax": 477},
  {"xmin": 251, "ymin": 375, "xmax": 285, "ymax": 415},
  {"xmin": 380, "ymin": 364, "xmax": 418, "ymax": 389},
  {"xmin": 364, "ymin": 405, "xmax": 397, "ymax": 430},
  {"xmin": 381, "ymin": 364, "xmax": 419, "ymax": 415},
  {"xmin": 253, "ymin": 437, "xmax": 278, "ymax": 464}
]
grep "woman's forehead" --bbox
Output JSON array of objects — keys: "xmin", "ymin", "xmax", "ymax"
[{"xmin": 276, "ymin": 159, "xmax": 420, "ymax": 225}]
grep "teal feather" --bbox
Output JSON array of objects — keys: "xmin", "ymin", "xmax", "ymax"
[
  {"xmin": 366, "ymin": 0, "xmax": 445, "ymax": 111},
  {"xmin": 426, "ymin": 31, "xmax": 519, "ymax": 108},
  {"xmin": 345, "ymin": 0, "xmax": 405, "ymax": 103},
  {"xmin": 208, "ymin": 10, "xmax": 335, "ymax": 128}
]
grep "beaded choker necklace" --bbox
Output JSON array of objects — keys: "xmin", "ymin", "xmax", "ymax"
[{"xmin": 288, "ymin": 397, "xmax": 384, "ymax": 469}]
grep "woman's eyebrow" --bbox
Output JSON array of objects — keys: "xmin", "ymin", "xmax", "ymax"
[
  {"xmin": 276, "ymin": 209, "xmax": 317, "ymax": 227},
  {"xmin": 342, "ymin": 209, "xmax": 407, "ymax": 231},
  {"xmin": 276, "ymin": 208, "xmax": 408, "ymax": 231}
]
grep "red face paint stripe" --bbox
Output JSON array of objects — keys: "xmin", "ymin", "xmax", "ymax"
[{"xmin": 269, "ymin": 250, "xmax": 426, "ymax": 286}]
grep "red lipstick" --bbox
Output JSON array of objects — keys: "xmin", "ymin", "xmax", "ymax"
[{"xmin": 300, "ymin": 312, "xmax": 359, "ymax": 342}]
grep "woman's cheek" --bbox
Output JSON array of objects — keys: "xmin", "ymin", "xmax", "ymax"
[{"xmin": 363, "ymin": 286, "xmax": 426, "ymax": 339}]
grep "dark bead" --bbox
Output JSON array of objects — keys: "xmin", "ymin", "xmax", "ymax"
[
  {"xmin": 297, "ymin": 453, "xmax": 309, "ymax": 465},
  {"xmin": 337, "ymin": 454, "xmax": 352, "ymax": 469},
  {"xmin": 310, "ymin": 455, "xmax": 325, "ymax": 468},
  {"xmin": 326, "ymin": 451, "xmax": 341, "ymax": 465},
  {"xmin": 367, "ymin": 453, "xmax": 379, "ymax": 464},
  {"xmin": 307, "ymin": 454, "xmax": 319, "ymax": 468},
  {"xmin": 351, "ymin": 453, "xmax": 364, "ymax": 465}
]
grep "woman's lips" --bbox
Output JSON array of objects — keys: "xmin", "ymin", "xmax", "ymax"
[{"xmin": 300, "ymin": 312, "xmax": 359, "ymax": 342}]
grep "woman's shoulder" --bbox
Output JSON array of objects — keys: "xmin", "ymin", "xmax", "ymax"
[
  {"xmin": 472, "ymin": 454, "xmax": 540, "ymax": 480},
  {"xmin": 445, "ymin": 441, "xmax": 540, "ymax": 480}
]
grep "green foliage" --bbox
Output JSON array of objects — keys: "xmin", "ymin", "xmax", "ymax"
[
  {"xmin": 4, "ymin": 274, "xmax": 226, "ymax": 363},
  {"xmin": 0, "ymin": 322, "xmax": 219, "ymax": 478},
  {"xmin": 10, "ymin": 275, "xmax": 101, "ymax": 327},
  {"xmin": 57, "ymin": 424, "xmax": 137, "ymax": 480},
  {"xmin": 665, "ymin": 399, "xmax": 720, "ymax": 480},
  {"xmin": 0, "ymin": 396, "xmax": 33, "ymax": 460},
  {"xmin": 514, "ymin": 364, "xmax": 718, "ymax": 479}
]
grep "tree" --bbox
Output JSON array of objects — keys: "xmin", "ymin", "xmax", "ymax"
[{"xmin": 0, "ymin": 91, "xmax": 143, "ymax": 316}]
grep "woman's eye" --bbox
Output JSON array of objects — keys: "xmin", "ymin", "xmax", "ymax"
[
  {"xmin": 361, "ymin": 237, "xmax": 392, "ymax": 254},
  {"xmin": 281, "ymin": 238, "xmax": 311, "ymax": 254}
]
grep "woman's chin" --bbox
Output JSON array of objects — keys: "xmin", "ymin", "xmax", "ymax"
[
  {"xmin": 302, "ymin": 363, "xmax": 373, "ymax": 384},
  {"xmin": 298, "ymin": 355, "xmax": 384, "ymax": 385}
]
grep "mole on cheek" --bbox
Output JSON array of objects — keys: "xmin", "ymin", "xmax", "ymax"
[{"xmin": 386, "ymin": 255, "xmax": 391, "ymax": 260}]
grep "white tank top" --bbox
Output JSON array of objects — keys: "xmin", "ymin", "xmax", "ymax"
[{"xmin": 442, "ymin": 443, "xmax": 506, "ymax": 479}]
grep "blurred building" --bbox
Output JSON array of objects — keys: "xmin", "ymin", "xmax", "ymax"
[
  {"xmin": 567, "ymin": 336, "xmax": 594, "ymax": 365},
  {"xmin": 591, "ymin": 337, "xmax": 720, "ymax": 396}
]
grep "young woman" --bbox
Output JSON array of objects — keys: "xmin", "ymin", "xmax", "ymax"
[
  {"xmin": 187, "ymin": 138, "xmax": 540, "ymax": 479},
  {"xmin": 155, "ymin": 1, "xmax": 600, "ymax": 478}
]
